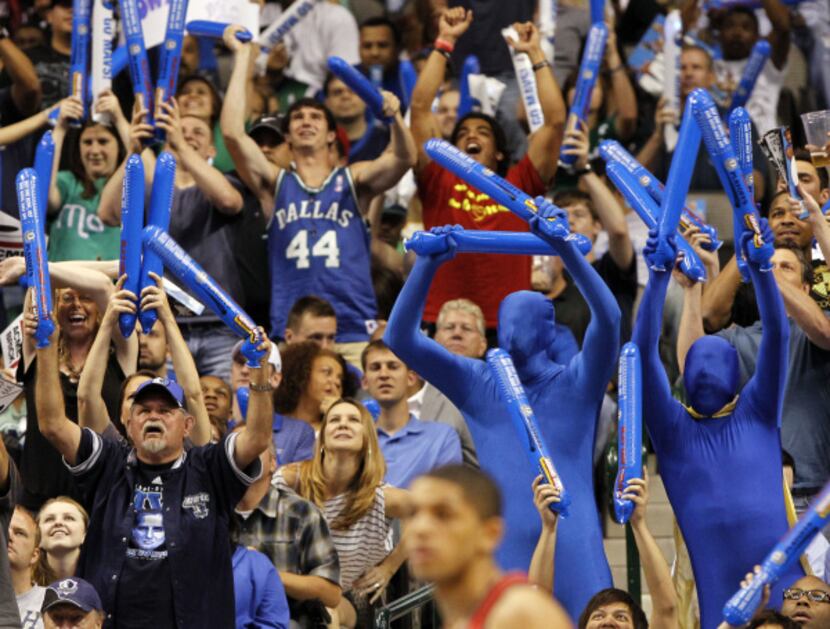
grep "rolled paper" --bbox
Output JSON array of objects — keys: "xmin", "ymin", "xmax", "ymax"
[
  {"xmin": 605, "ymin": 162, "xmax": 707, "ymax": 282},
  {"xmin": 689, "ymin": 88, "xmax": 772, "ymax": 272},
  {"xmin": 487, "ymin": 348, "xmax": 571, "ymax": 517},
  {"xmin": 662, "ymin": 10, "xmax": 682, "ymax": 152},
  {"xmin": 398, "ymin": 59, "xmax": 417, "ymax": 110},
  {"xmin": 118, "ymin": 0, "xmax": 154, "ymax": 129},
  {"xmin": 327, "ymin": 57, "xmax": 390, "ymax": 123},
  {"xmin": 91, "ymin": 0, "xmax": 113, "ymax": 125},
  {"xmin": 654, "ymin": 98, "xmax": 701, "ymax": 271},
  {"xmin": 186, "ymin": 20, "xmax": 252, "ymax": 42},
  {"xmin": 558, "ymin": 23, "xmax": 607, "ymax": 173},
  {"xmin": 154, "ymin": 0, "xmax": 190, "ymax": 144},
  {"xmin": 722, "ymin": 480, "xmax": 830, "ymax": 626},
  {"xmin": 236, "ymin": 386, "xmax": 249, "ymax": 421},
  {"xmin": 729, "ymin": 40, "xmax": 771, "ymax": 112},
  {"xmin": 424, "ymin": 138, "xmax": 593, "ymax": 252},
  {"xmin": 538, "ymin": 0, "xmax": 556, "ymax": 61},
  {"xmin": 255, "ymin": 0, "xmax": 320, "ymax": 75},
  {"xmin": 17, "ymin": 169, "xmax": 55, "ymax": 349},
  {"xmin": 33, "ymin": 131, "xmax": 55, "ymax": 225},
  {"xmin": 119, "ymin": 154, "xmax": 144, "ymax": 338},
  {"xmin": 613, "ymin": 342, "xmax": 642, "ymax": 524},
  {"xmin": 503, "ymin": 26, "xmax": 544, "ymax": 133},
  {"xmin": 69, "ymin": 0, "xmax": 92, "ymax": 125},
  {"xmin": 405, "ymin": 228, "xmax": 593, "ymax": 257},
  {"xmin": 589, "ymin": 0, "xmax": 605, "ymax": 25},
  {"xmin": 138, "ymin": 152, "xmax": 177, "ymax": 334},
  {"xmin": 142, "ymin": 226, "xmax": 266, "ymax": 367},
  {"xmin": 458, "ymin": 55, "xmax": 480, "ymax": 118},
  {"xmin": 599, "ymin": 139, "xmax": 722, "ymax": 251}
]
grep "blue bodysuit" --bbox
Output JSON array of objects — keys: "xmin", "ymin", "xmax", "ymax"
[
  {"xmin": 385, "ymin": 225, "xmax": 620, "ymax": 617},
  {"xmin": 633, "ymin": 238, "xmax": 803, "ymax": 628}
]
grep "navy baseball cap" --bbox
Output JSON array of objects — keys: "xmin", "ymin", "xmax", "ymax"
[
  {"xmin": 132, "ymin": 377, "xmax": 186, "ymax": 410},
  {"xmin": 42, "ymin": 578, "xmax": 103, "ymax": 613}
]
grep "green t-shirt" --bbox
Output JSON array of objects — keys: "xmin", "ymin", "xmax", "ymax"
[{"xmin": 48, "ymin": 171, "xmax": 120, "ymax": 262}]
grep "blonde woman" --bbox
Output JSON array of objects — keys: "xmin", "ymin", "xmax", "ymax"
[
  {"xmin": 278, "ymin": 399, "xmax": 410, "ymax": 628},
  {"xmin": 33, "ymin": 496, "xmax": 89, "ymax": 586}
]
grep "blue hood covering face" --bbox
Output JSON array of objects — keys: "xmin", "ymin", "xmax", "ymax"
[
  {"xmin": 497, "ymin": 291, "xmax": 556, "ymax": 362},
  {"xmin": 683, "ymin": 335, "xmax": 740, "ymax": 417}
]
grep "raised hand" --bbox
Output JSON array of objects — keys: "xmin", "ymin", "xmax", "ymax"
[
  {"xmin": 56, "ymin": 96, "xmax": 84, "ymax": 129},
  {"xmin": 128, "ymin": 105, "xmax": 154, "ymax": 154},
  {"xmin": 643, "ymin": 227, "xmax": 677, "ymax": 274},
  {"xmin": 380, "ymin": 90, "xmax": 402, "ymax": 119},
  {"xmin": 529, "ymin": 195, "xmax": 570, "ymax": 243},
  {"xmin": 154, "ymin": 98, "xmax": 185, "ymax": 152},
  {"xmin": 139, "ymin": 272, "xmax": 174, "ymax": 324},
  {"xmin": 741, "ymin": 219, "xmax": 774, "ymax": 271},
  {"xmin": 532, "ymin": 474, "xmax": 561, "ymax": 530},
  {"xmin": 505, "ymin": 22, "xmax": 541, "ymax": 56},
  {"xmin": 422, "ymin": 225, "xmax": 462, "ymax": 264},
  {"xmin": 104, "ymin": 275, "xmax": 138, "ymax": 324},
  {"xmin": 621, "ymin": 468, "xmax": 650, "ymax": 527},
  {"xmin": 437, "ymin": 7, "xmax": 473, "ymax": 43},
  {"xmin": 222, "ymin": 24, "xmax": 249, "ymax": 54},
  {"xmin": 94, "ymin": 89, "xmax": 127, "ymax": 124},
  {"xmin": 560, "ymin": 119, "xmax": 590, "ymax": 171}
]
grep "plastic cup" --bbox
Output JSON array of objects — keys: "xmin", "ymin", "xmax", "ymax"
[{"xmin": 801, "ymin": 110, "xmax": 830, "ymax": 168}]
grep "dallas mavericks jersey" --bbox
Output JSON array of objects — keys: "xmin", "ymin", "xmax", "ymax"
[{"xmin": 269, "ymin": 166, "xmax": 377, "ymax": 341}]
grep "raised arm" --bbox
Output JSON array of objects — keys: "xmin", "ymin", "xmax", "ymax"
[
  {"xmin": 156, "ymin": 99, "xmax": 243, "ymax": 214},
  {"xmin": 676, "ymin": 228, "xmax": 716, "ymax": 371},
  {"xmin": 623, "ymin": 470, "xmax": 678, "ymax": 629},
  {"xmin": 77, "ymin": 277, "xmax": 136, "ymax": 435},
  {"xmin": 0, "ymin": 102, "xmax": 56, "ymax": 147},
  {"xmin": 701, "ymin": 256, "xmax": 742, "ymax": 332},
  {"xmin": 740, "ymin": 232, "xmax": 789, "ymax": 421},
  {"xmin": 409, "ymin": 8, "xmax": 472, "ymax": 172},
  {"xmin": 140, "ymin": 273, "xmax": 211, "ymax": 446},
  {"xmin": 603, "ymin": 21, "xmax": 637, "ymax": 142},
  {"xmin": 799, "ymin": 185, "xmax": 830, "ymax": 267},
  {"xmin": 761, "ymin": 0, "xmax": 791, "ymax": 70},
  {"xmin": 631, "ymin": 232, "xmax": 678, "ymax": 424},
  {"xmin": 383, "ymin": 229, "xmax": 479, "ymax": 406},
  {"xmin": 30, "ymin": 315, "xmax": 82, "ymax": 464},
  {"xmin": 528, "ymin": 475, "xmax": 560, "ymax": 591},
  {"xmin": 528, "ymin": 200, "xmax": 620, "ymax": 392},
  {"xmin": 221, "ymin": 27, "xmax": 280, "ymax": 214},
  {"xmin": 508, "ymin": 22, "xmax": 566, "ymax": 184},
  {"xmin": 48, "ymin": 97, "xmax": 85, "ymax": 214},
  {"xmin": 232, "ymin": 331, "xmax": 275, "ymax": 469},
  {"xmin": 0, "ymin": 37, "xmax": 40, "ymax": 115},
  {"xmin": 351, "ymin": 92, "xmax": 417, "ymax": 208}
]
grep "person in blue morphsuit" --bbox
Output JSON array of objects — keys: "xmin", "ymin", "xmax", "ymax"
[
  {"xmin": 384, "ymin": 198, "xmax": 620, "ymax": 618},
  {"xmin": 633, "ymin": 227, "xmax": 803, "ymax": 629}
]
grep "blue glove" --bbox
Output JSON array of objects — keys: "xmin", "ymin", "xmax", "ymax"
[
  {"xmin": 529, "ymin": 195, "xmax": 570, "ymax": 242},
  {"xmin": 423, "ymin": 224, "xmax": 461, "ymax": 264},
  {"xmin": 643, "ymin": 228, "xmax": 677, "ymax": 274},
  {"xmin": 740, "ymin": 225, "xmax": 774, "ymax": 271}
]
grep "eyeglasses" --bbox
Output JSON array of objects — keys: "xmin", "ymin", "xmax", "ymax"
[{"xmin": 783, "ymin": 588, "xmax": 830, "ymax": 604}]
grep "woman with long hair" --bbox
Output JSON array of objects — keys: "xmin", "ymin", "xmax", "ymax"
[
  {"xmin": 279, "ymin": 399, "xmax": 409, "ymax": 628},
  {"xmin": 46, "ymin": 90, "xmax": 130, "ymax": 261},
  {"xmin": 274, "ymin": 341, "xmax": 357, "ymax": 433},
  {"xmin": 33, "ymin": 497, "xmax": 89, "ymax": 587}
]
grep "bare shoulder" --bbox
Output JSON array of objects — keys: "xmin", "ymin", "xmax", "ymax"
[{"xmin": 485, "ymin": 585, "xmax": 573, "ymax": 629}]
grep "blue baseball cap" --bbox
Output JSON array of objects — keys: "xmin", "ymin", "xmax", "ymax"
[
  {"xmin": 42, "ymin": 578, "xmax": 103, "ymax": 613},
  {"xmin": 132, "ymin": 377, "xmax": 186, "ymax": 411}
]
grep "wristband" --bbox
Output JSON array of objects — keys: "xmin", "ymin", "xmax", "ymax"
[
  {"xmin": 434, "ymin": 37, "xmax": 455, "ymax": 54},
  {"xmin": 434, "ymin": 48, "xmax": 451, "ymax": 61},
  {"xmin": 532, "ymin": 60, "xmax": 551, "ymax": 72},
  {"xmin": 249, "ymin": 382, "xmax": 274, "ymax": 393},
  {"xmin": 573, "ymin": 163, "xmax": 592, "ymax": 176}
]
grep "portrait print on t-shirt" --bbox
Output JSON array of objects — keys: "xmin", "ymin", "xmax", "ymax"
[{"xmin": 128, "ymin": 478, "xmax": 167, "ymax": 561}]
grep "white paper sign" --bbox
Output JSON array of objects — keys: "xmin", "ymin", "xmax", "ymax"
[
  {"xmin": 0, "ymin": 213, "xmax": 23, "ymax": 264},
  {"xmin": 135, "ymin": 0, "xmax": 259, "ymax": 49},
  {"xmin": 0, "ymin": 314, "xmax": 23, "ymax": 372}
]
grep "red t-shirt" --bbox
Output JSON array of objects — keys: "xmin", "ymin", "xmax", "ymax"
[{"xmin": 417, "ymin": 156, "xmax": 545, "ymax": 328}]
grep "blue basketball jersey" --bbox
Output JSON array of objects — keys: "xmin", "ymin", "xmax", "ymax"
[{"xmin": 269, "ymin": 166, "xmax": 377, "ymax": 341}]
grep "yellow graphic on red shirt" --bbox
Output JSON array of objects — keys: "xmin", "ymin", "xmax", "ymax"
[{"xmin": 448, "ymin": 183, "xmax": 511, "ymax": 222}]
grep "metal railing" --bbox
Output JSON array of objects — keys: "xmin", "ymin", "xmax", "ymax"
[{"xmin": 374, "ymin": 584, "xmax": 437, "ymax": 629}]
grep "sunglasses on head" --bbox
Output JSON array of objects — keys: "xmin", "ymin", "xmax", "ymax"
[{"xmin": 783, "ymin": 588, "xmax": 830, "ymax": 604}]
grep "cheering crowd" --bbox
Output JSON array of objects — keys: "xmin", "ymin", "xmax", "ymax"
[{"xmin": 0, "ymin": 0, "xmax": 824, "ymax": 627}]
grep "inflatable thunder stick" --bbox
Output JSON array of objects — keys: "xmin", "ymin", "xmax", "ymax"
[
  {"xmin": 458, "ymin": 55, "xmax": 480, "ymax": 118},
  {"xmin": 662, "ymin": 10, "xmax": 682, "ymax": 152},
  {"xmin": 70, "ymin": 0, "xmax": 92, "ymax": 125},
  {"xmin": 487, "ymin": 348, "xmax": 571, "ymax": 517},
  {"xmin": 142, "ymin": 226, "xmax": 266, "ymax": 367},
  {"xmin": 654, "ymin": 100, "xmax": 701, "ymax": 271},
  {"xmin": 504, "ymin": 26, "xmax": 544, "ymax": 133},
  {"xmin": 558, "ymin": 23, "xmax": 607, "ymax": 173},
  {"xmin": 589, "ymin": 0, "xmax": 605, "ymax": 25},
  {"xmin": 605, "ymin": 162, "xmax": 707, "ymax": 282},
  {"xmin": 119, "ymin": 155, "xmax": 144, "ymax": 338},
  {"xmin": 17, "ymin": 169, "xmax": 55, "ymax": 348},
  {"xmin": 154, "ymin": 0, "xmax": 190, "ymax": 144},
  {"xmin": 256, "ymin": 0, "xmax": 320, "ymax": 73},
  {"xmin": 722, "ymin": 480, "xmax": 830, "ymax": 626},
  {"xmin": 728, "ymin": 108, "xmax": 755, "ymax": 281},
  {"xmin": 729, "ymin": 40, "xmax": 770, "ymax": 112},
  {"xmin": 327, "ymin": 57, "xmax": 390, "ymax": 123},
  {"xmin": 613, "ymin": 342, "xmax": 642, "ymax": 524},
  {"xmin": 138, "ymin": 152, "xmax": 177, "ymax": 334},
  {"xmin": 690, "ymin": 88, "xmax": 772, "ymax": 271},
  {"xmin": 91, "ymin": 0, "xmax": 113, "ymax": 124},
  {"xmin": 118, "ymin": 0, "xmax": 154, "ymax": 129},
  {"xmin": 405, "ymin": 228, "xmax": 593, "ymax": 257},
  {"xmin": 399, "ymin": 59, "xmax": 417, "ymax": 109},
  {"xmin": 186, "ymin": 20, "xmax": 253, "ymax": 42},
  {"xmin": 599, "ymin": 139, "xmax": 722, "ymax": 251},
  {"xmin": 236, "ymin": 386, "xmax": 250, "ymax": 421},
  {"xmin": 33, "ymin": 132, "xmax": 55, "ymax": 225},
  {"xmin": 424, "ymin": 139, "xmax": 593, "ymax": 252}
]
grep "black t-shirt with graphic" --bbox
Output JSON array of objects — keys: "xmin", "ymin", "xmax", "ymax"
[{"xmin": 114, "ymin": 461, "xmax": 175, "ymax": 628}]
